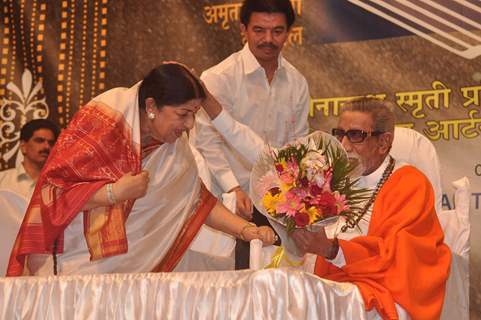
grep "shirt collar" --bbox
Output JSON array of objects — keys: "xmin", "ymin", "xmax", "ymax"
[
  {"xmin": 240, "ymin": 43, "xmax": 285, "ymax": 76},
  {"xmin": 359, "ymin": 156, "xmax": 391, "ymax": 189},
  {"xmin": 15, "ymin": 162, "xmax": 33, "ymax": 182}
]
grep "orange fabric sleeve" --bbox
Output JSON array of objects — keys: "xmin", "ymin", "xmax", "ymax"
[{"xmin": 315, "ymin": 166, "xmax": 451, "ymax": 320}]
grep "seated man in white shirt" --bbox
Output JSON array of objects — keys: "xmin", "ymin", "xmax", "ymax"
[
  {"xmin": 192, "ymin": 0, "xmax": 310, "ymax": 269},
  {"xmin": 0, "ymin": 119, "xmax": 59, "ymax": 199},
  {"xmin": 0, "ymin": 119, "xmax": 59, "ymax": 274}
]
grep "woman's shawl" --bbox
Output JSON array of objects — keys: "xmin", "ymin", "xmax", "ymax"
[{"xmin": 7, "ymin": 84, "xmax": 215, "ymax": 276}]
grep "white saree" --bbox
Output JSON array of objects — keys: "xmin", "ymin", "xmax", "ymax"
[{"xmin": 27, "ymin": 83, "xmax": 206, "ymax": 275}]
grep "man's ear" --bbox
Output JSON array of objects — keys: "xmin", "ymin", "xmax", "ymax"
[
  {"xmin": 19, "ymin": 141, "xmax": 26, "ymax": 155},
  {"xmin": 240, "ymin": 23, "xmax": 247, "ymax": 34},
  {"xmin": 378, "ymin": 132, "xmax": 394, "ymax": 154}
]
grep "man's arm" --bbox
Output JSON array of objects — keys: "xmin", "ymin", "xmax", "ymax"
[
  {"xmin": 193, "ymin": 109, "xmax": 240, "ymax": 192},
  {"xmin": 193, "ymin": 72, "xmax": 252, "ymax": 219}
]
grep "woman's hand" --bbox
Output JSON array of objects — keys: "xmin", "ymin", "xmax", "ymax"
[
  {"xmin": 257, "ymin": 226, "xmax": 276, "ymax": 246},
  {"xmin": 113, "ymin": 170, "xmax": 150, "ymax": 202},
  {"xmin": 241, "ymin": 225, "xmax": 276, "ymax": 246}
]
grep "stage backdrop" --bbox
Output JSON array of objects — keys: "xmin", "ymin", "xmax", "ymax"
[{"xmin": 1, "ymin": 0, "xmax": 480, "ymax": 316}]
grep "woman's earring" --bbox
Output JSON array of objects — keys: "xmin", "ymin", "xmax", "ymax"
[{"xmin": 147, "ymin": 112, "xmax": 155, "ymax": 119}]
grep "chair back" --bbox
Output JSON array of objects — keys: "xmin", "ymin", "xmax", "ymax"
[
  {"xmin": 0, "ymin": 189, "xmax": 28, "ymax": 275},
  {"xmin": 391, "ymin": 127, "xmax": 442, "ymax": 214},
  {"xmin": 439, "ymin": 177, "xmax": 470, "ymax": 320}
]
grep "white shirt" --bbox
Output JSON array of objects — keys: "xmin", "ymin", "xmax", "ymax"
[
  {"xmin": 192, "ymin": 43, "xmax": 310, "ymax": 192},
  {"xmin": 0, "ymin": 163, "xmax": 36, "ymax": 199},
  {"xmin": 327, "ymin": 156, "xmax": 407, "ymax": 267}
]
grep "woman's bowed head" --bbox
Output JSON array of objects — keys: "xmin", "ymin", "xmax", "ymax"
[
  {"xmin": 138, "ymin": 63, "xmax": 206, "ymax": 145},
  {"xmin": 81, "ymin": 63, "xmax": 209, "ymax": 209}
]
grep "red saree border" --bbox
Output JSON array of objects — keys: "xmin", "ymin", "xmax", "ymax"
[{"xmin": 152, "ymin": 183, "xmax": 217, "ymax": 273}]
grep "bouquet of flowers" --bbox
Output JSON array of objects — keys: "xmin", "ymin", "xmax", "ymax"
[{"xmin": 250, "ymin": 131, "xmax": 369, "ymax": 256}]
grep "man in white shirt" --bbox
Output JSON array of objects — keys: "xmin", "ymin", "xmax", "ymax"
[
  {"xmin": 192, "ymin": 0, "xmax": 310, "ymax": 269},
  {"xmin": 0, "ymin": 119, "xmax": 59, "ymax": 199}
]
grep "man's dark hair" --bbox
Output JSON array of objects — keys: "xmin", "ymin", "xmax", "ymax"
[
  {"xmin": 20, "ymin": 119, "xmax": 60, "ymax": 142},
  {"xmin": 240, "ymin": 0, "xmax": 295, "ymax": 29},
  {"xmin": 138, "ymin": 63, "xmax": 206, "ymax": 110}
]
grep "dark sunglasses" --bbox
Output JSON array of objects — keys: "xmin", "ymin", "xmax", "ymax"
[{"xmin": 331, "ymin": 128, "xmax": 384, "ymax": 143}]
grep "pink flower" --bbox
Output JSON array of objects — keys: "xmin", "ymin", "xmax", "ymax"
[
  {"xmin": 334, "ymin": 191, "xmax": 349, "ymax": 213},
  {"xmin": 278, "ymin": 158, "xmax": 299, "ymax": 185},
  {"xmin": 279, "ymin": 172, "xmax": 295, "ymax": 185},
  {"xmin": 256, "ymin": 171, "xmax": 280, "ymax": 196},
  {"xmin": 276, "ymin": 190, "xmax": 303, "ymax": 217},
  {"xmin": 291, "ymin": 187, "xmax": 308, "ymax": 199}
]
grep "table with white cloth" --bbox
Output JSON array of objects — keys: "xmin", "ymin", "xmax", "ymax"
[{"xmin": 0, "ymin": 269, "xmax": 369, "ymax": 319}]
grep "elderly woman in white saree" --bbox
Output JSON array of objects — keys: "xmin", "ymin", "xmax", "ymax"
[{"xmin": 7, "ymin": 63, "xmax": 275, "ymax": 276}]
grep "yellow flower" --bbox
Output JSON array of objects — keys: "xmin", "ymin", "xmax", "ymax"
[
  {"xmin": 279, "ymin": 182, "xmax": 292, "ymax": 193},
  {"xmin": 306, "ymin": 206, "xmax": 321, "ymax": 224},
  {"xmin": 262, "ymin": 191, "xmax": 284, "ymax": 216}
]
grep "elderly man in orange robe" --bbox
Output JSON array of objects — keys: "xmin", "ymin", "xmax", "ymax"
[
  {"xmin": 200, "ymin": 93, "xmax": 451, "ymax": 320},
  {"xmin": 290, "ymin": 97, "xmax": 451, "ymax": 320}
]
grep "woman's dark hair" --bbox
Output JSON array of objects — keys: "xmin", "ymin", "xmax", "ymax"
[
  {"xmin": 240, "ymin": 0, "xmax": 295, "ymax": 29},
  {"xmin": 138, "ymin": 63, "xmax": 206, "ymax": 110}
]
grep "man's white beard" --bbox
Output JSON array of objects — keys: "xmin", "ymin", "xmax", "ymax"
[{"xmin": 347, "ymin": 153, "xmax": 365, "ymax": 178}]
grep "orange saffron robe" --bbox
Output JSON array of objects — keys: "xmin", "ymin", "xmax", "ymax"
[{"xmin": 315, "ymin": 166, "xmax": 451, "ymax": 320}]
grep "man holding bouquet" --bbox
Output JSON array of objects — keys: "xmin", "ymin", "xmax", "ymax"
[
  {"xmin": 200, "ymin": 93, "xmax": 451, "ymax": 320},
  {"xmin": 290, "ymin": 97, "xmax": 451, "ymax": 319}
]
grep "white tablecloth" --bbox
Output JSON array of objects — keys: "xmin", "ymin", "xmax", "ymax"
[{"xmin": 0, "ymin": 269, "xmax": 368, "ymax": 319}]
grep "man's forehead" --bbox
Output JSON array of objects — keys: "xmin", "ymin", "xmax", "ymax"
[
  {"xmin": 338, "ymin": 111, "xmax": 373, "ymax": 128},
  {"xmin": 248, "ymin": 12, "xmax": 287, "ymax": 27},
  {"xmin": 31, "ymin": 128, "xmax": 55, "ymax": 140}
]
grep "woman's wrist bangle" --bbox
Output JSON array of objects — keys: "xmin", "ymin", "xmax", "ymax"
[
  {"xmin": 239, "ymin": 222, "xmax": 256, "ymax": 241},
  {"xmin": 325, "ymin": 238, "xmax": 339, "ymax": 260},
  {"xmin": 106, "ymin": 183, "xmax": 117, "ymax": 205}
]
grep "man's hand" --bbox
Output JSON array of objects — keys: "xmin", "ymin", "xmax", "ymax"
[
  {"xmin": 161, "ymin": 61, "xmax": 222, "ymax": 120},
  {"xmin": 230, "ymin": 186, "xmax": 253, "ymax": 220},
  {"xmin": 201, "ymin": 85, "xmax": 223, "ymax": 120},
  {"xmin": 291, "ymin": 227, "xmax": 333, "ymax": 257},
  {"xmin": 113, "ymin": 171, "xmax": 149, "ymax": 202}
]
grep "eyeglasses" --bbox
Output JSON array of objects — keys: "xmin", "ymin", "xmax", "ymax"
[{"xmin": 331, "ymin": 128, "xmax": 384, "ymax": 143}]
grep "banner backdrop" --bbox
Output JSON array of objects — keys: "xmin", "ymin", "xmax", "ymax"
[{"xmin": 1, "ymin": 0, "xmax": 480, "ymax": 315}]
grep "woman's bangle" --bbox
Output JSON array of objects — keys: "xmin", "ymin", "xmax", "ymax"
[
  {"xmin": 325, "ymin": 238, "xmax": 339, "ymax": 260},
  {"xmin": 239, "ymin": 222, "xmax": 256, "ymax": 241},
  {"xmin": 106, "ymin": 183, "xmax": 117, "ymax": 205}
]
